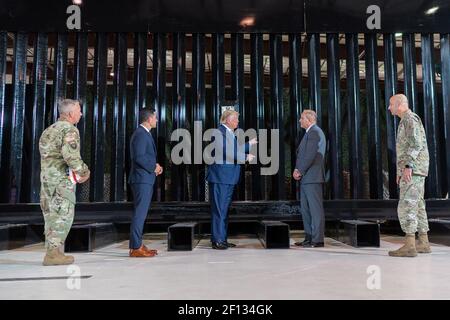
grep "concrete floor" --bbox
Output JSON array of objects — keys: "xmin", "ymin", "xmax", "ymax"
[{"xmin": 1, "ymin": 232, "xmax": 450, "ymax": 300}]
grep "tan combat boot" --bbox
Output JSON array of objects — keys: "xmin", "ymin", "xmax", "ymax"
[
  {"xmin": 388, "ymin": 234, "xmax": 417, "ymax": 257},
  {"xmin": 416, "ymin": 232, "xmax": 432, "ymax": 253},
  {"xmin": 43, "ymin": 248, "xmax": 75, "ymax": 266}
]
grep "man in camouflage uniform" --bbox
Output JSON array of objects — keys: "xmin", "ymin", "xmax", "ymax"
[
  {"xmin": 39, "ymin": 99, "xmax": 90, "ymax": 266},
  {"xmin": 388, "ymin": 94, "xmax": 431, "ymax": 257}
]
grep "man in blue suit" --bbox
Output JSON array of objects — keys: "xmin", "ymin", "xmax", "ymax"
[
  {"xmin": 206, "ymin": 110, "xmax": 257, "ymax": 249},
  {"xmin": 128, "ymin": 108, "xmax": 163, "ymax": 257}
]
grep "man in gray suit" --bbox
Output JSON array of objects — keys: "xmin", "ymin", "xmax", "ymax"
[{"xmin": 293, "ymin": 110, "xmax": 326, "ymax": 247}]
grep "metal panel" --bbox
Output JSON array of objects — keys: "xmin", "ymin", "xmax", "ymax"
[
  {"xmin": 153, "ymin": 33, "xmax": 167, "ymax": 201},
  {"xmin": 383, "ymin": 33, "xmax": 399, "ymax": 199},
  {"xmin": 231, "ymin": 33, "xmax": 245, "ymax": 200},
  {"xmin": 6, "ymin": 0, "xmax": 450, "ymax": 33},
  {"xmin": 305, "ymin": 0, "xmax": 450, "ymax": 33},
  {"xmin": 421, "ymin": 33, "xmax": 441, "ymax": 198},
  {"xmin": 345, "ymin": 33, "xmax": 364, "ymax": 199},
  {"xmin": 172, "ymin": 33, "xmax": 187, "ymax": 201},
  {"xmin": 364, "ymin": 34, "xmax": 383, "ymax": 199},
  {"xmin": 73, "ymin": 33, "xmax": 88, "ymax": 158},
  {"xmin": 0, "ymin": 32, "xmax": 9, "ymax": 202},
  {"xmin": 307, "ymin": 33, "xmax": 322, "ymax": 126},
  {"xmin": 3, "ymin": 199, "xmax": 450, "ymax": 225},
  {"xmin": 288, "ymin": 34, "xmax": 303, "ymax": 199},
  {"xmin": 441, "ymin": 34, "xmax": 450, "ymax": 197},
  {"xmin": 29, "ymin": 33, "xmax": 48, "ymax": 203},
  {"xmin": 402, "ymin": 33, "xmax": 419, "ymax": 114},
  {"xmin": 10, "ymin": 32, "xmax": 28, "ymax": 203},
  {"xmin": 126, "ymin": 32, "xmax": 147, "ymax": 201},
  {"xmin": 73, "ymin": 32, "xmax": 89, "ymax": 202},
  {"xmin": 133, "ymin": 32, "xmax": 147, "ymax": 125},
  {"xmin": 191, "ymin": 33, "xmax": 205, "ymax": 201},
  {"xmin": 89, "ymin": 33, "xmax": 107, "ymax": 202},
  {"xmin": 211, "ymin": 33, "xmax": 224, "ymax": 127},
  {"xmin": 269, "ymin": 34, "xmax": 286, "ymax": 200},
  {"xmin": 2, "ymin": 0, "xmax": 449, "ymax": 33},
  {"xmin": 51, "ymin": 33, "xmax": 68, "ymax": 123},
  {"xmin": 111, "ymin": 33, "xmax": 128, "ymax": 202},
  {"xmin": 326, "ymin": 33, "xmax": 343, "ymax": 199},
  {"xmin": 250, "ymin": 33, "xmax": 264, "ymax": 200}
]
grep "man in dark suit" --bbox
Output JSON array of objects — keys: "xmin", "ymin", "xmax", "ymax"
[
  {"xmin": 293, "ymin": 109, "xmax": 326, "ymax": 248},
  {"xmin": 128, "ymin": 108, "xmax": 163, "ymax": 257},
  {"xmin": 206, "ymin": 110, "xmax": 257, "ymax": 249}
]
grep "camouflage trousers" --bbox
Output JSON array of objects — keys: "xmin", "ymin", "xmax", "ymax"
[
  {"xmin": 398, "ymin": 175, "xmax": 429, "ymax": 234},
  {"xmin": 40, "ymin": 180, "xmax": 75, "ymax": 250}
]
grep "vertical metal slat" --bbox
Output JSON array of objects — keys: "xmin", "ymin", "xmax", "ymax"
[
  {"xmin": 383, "ymin": 33, "xmax": 399, "ymax": 199},
  {"xmin": 441, "ymin": 34, "xmax": 450, "ymax": 198},
  {"xmin": 421, "ymin": 33, "xmax": 441, "ymax": 198},
  {"xmin": 51, "ymin": 33, "xmax": 68, "ymax": 123},
  {"xmin": 346, "ymin": 33, "xmax": 364, "ymax": 199},
  {"xmin": 153, "ymin": 33, "xmax": 167, "ymax": 201},
  {"xmin": 269, "ymin": 34, "xmax": 285, "ymax": 200},
  {"xmin": 89, "ymin": 33, "xmax": 107, "ymax": 202},
  {"xmin": 364, "ymin": 33, "xmax": 383, "ymax": 199},
  {"xmin": 191, "ymin": 33, "xmax": 205, "ymax": 201},
  {"xmin": 250, "ymin": 33, "xmax": 264, "ymax": 200},
  {"xmin": 172, "ymin": 33, "xmax": 187, "ymax": 201},
  {"xmin": 307, "ymin": 33, "xmax": 322, "ymax": 126},
  {"xmin": 327, "ymin": 33, "xmax": 343, "ymax": 199},
  {"xmin": 402, "ymin": 33, "xmax": 419, "ymax": 114},
  {"xmin": 289, "ymin": 34, "xmax": 303, "ymax": 200},
  {"xmin": 231, "ymin": 33, "xmax": 246, "ymax": 200},
  {"xmin": 29, "ymin": 33, "xmax": 48, "ymax": 203},
  {"xmin": 73, "ymin": 32, "xmax": 88, "ymax": 202},
  {"xmin": 111, "ymin": 32, "xmax": 128, "ymax": 202},
  {"xmin": 211, "ymin": 33, "xmax": 224, "ymax": 127},
  {"xmin": 10, "ymin": 32, "xmax": 28, "ymax": 203},
  {"xmin": 0, "ymin": 32, "xmax": 10, "ymax": 202}
]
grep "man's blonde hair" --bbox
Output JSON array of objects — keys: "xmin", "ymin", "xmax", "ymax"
[
  {"xmin": 220, "ymin": 109, "xmax": 239, "ymax": 123},
  {"xmin": 302, "ymin": 109, "xmax": 317, "ymax": 123}
]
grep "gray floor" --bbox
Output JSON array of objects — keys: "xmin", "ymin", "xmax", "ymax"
[{"xmin": 1, "ymin": 232, "xmax": 450, "ymax": 300}]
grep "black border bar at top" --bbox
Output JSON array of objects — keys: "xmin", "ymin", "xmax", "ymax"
[{"xmin": 0, "ymin": 0, "xmax": 449, "ymax": 33}]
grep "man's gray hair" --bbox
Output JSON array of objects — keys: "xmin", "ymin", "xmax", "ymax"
[{"xmin": 58, "ymin": 99, "xmax": 80, "ymax": 115}]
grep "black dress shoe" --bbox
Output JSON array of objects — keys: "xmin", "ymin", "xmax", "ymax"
[
  {"xmin": 309, "ymin": 242, "xmax": 324, "ymax": 248},
  {"xmin": 225, "ymin": 242, "xmax": 236, "ymax": 248},
  {"xmin": 294, "ymin": 239, "xmax": 312, "ymax": 247},
  {"xmin": 212, "ymin": 242, "xmax": 228, "ymax": 250},
  {"xmin": 294, "ymin": 237, "xmax": 312, "ymax": 246}
]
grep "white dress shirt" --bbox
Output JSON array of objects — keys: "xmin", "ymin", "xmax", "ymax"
[
  {"xmin": 140, "ymin": 124, "xmax": 150, "ymax": 133},
  {"xmin": 221, "ymin": 123, "xmax": 234, "ymax": 135}
]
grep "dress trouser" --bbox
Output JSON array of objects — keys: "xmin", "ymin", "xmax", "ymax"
[
  {"xmin": 300, "ymin": 183, "xmax": 325, "ymax": 243},
  {"xmin": 130, "ymin": 183, "xmax": 154, "ymax": 249},
  {"xmin": 209, "ymin": 182, "xmax": 235, "ymax": 243}
]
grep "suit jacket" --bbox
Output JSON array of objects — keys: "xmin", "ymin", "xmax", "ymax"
[
  {"xmin": 295, "ymin": 124, "xmax": 326, "ymax": 184},
  {"xmin": 206, "ymin": 124, "xmax": 250, "ymax": 185},
  {"xmin": 128, "ymin": 126, "xmax": 157, "ymax": 185}
]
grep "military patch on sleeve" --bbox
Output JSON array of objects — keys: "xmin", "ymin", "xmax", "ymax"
[{"xmin": 64, "ymin": 129, "xmax": 80, "ymax": 150}]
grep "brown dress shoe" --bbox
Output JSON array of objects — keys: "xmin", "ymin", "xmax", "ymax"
[
  {"xmin": 129, "ymin": 245, "xmax": 156, "ymax": 257},
  {"xmin": 142, "ymin": 244, "xmax": 158, "ymax": 255}
]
